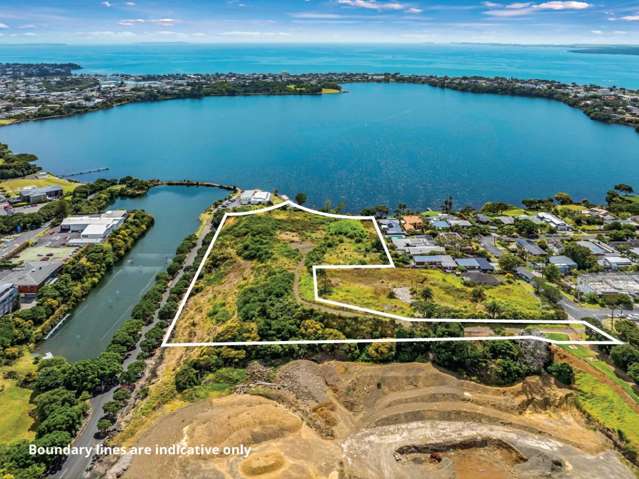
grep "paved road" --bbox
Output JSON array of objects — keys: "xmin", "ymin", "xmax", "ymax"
[
  {"xmin": 558, "ymin": 298, "xmax": 611, "ymax": 321},
  {"xmin": 51, "ymin": 209, "xmax": 219, "ymax": 479},
  {"xmin": 0, "ymin": 222, "xmax": 50, "ymax": 259}
]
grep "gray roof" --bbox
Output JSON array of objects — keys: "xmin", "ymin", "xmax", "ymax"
[
  {"xmin": 21, "ymin": 186, "xmax": 63, "ymax": 197},
  {"xmin": 516, "ymin": 239, "xmax": 546, "ymax": 256},
  {"xmin": 3, "ymin": 261, "xmax": 63, "ymax": 287},
  {"xmin": 549, "ymin": 255, "xmax": 577, "ymax": 267},
  {"xmin": 455, "ymin": 258, "xmax": 480, "ymax": 268}
]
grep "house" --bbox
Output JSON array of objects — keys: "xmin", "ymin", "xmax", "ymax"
[
  {"xmin": 449, "ymin": 218, "xmax": 472, "ymax": 228},
  {"xmin": 476, "ymin": 214, "xmax": 491, "ymax": 224},
  {"xmin": 0, "ymin": 283, "xmax": 18, "ymax": 315},
  {"xmin": 413, "ymin": 255, "xmax": 457, "ymax": 271},
  {"xmin": 239, "ymin": 189, "xmax": 272, "ymax": 205},
  {"xmin": 1, "ymin": 261, "xmax": 63, "ymax": 296},
  {"xmin": 496, "ymin": 216, "xmax": 514, "ymax": 225},
  {"xmin": 401, "ymin": 215, "xmax": 423, "ymax": 233},
  {"xmin": 391, "ymin": 236, "xmax": 436, "ymax": 253},
  {"xmin": 515, "ymin": 267, "xmax": 539, "ymax": 283},
  {"xmin": 537, "ymin": 212, "xmax": 570, "ymax": 232},
  {"xmin": 548, "ymin": 255, "xmax": 578, "ymax": 274},
  {"xmin": 406, "ymin": 245, "xmax": 446, "ymax": 256},
  {"xmin": 576, "ymin": 240, "xmax": 617, "ymax": 256},
  {"xmin": 378, "ymin": 219, "xmax": 403, "ymax": 236},
  {"xmin": 455, "ymin": 258, "xmax": 481, "ymax": 270},
  {"xmin": 601, "ymin": 255, "xmax": 634, "ymax": 271},
  {"xmin": 516, "ymin": 239, "xmax": 547, "ymax": 256},
  {"xmin": 475, "ymin": 257, "xmax": 496, "ymax": 272},
  {"xmin": 19, "ymin": 185, "xmax": 63, "ymax": 204},
  {"xmin": 430, "ymin": 220, "xmax": 450, "ymax": 230}
]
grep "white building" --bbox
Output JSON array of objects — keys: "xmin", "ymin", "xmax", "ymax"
[
  {"xmin": 537, "ymin": 212, "xmax": 570, "ymax": 232},
  {"xmin": 239, "ymin": 189, "xmax": 272, "ymax": 205},
  {"xmin": 61, "ymin": 210, "xmax": 127, "ymax": 244}
]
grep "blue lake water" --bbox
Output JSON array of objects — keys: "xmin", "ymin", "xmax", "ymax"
[
  {"xmin": 38, "ymin": 186, "xmax": 226, "ymax": 361},
  {"xmin": 1, "ymin": 43, "xmax": 639, "ymax": 88},
  {"xmin": 1, "ymin": 82, "xmax": 639, "ymax": 212}
]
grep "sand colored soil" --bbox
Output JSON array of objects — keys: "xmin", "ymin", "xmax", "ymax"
[{"xmin": 113, "ymin": 360, "xmax": 635, "ymax": 479}]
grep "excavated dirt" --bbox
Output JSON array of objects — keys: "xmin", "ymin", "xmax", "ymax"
[{"xmin": 114, "ymin": 361, "xmax": 635, "ymax": 479}]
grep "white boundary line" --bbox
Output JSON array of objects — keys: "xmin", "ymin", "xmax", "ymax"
[{"xmin": 162, "ymin": 200, "xmax": 623, "ymax": 348}]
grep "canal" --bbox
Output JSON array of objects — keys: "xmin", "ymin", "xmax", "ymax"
[{"xmin": 38, "ymin": 185, "xmax": 227, "ymax": 361}]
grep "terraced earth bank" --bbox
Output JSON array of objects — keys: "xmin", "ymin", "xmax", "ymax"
[{"xmin": 106, "ymin": 361, "xmax": 635, "ymax": 479}]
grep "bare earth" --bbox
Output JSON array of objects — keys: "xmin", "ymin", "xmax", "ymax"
[{"xmin": 108, "ymin": 361, "xmax": 635, "ymax": 479}]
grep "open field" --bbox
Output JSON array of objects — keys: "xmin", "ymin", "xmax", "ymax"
[
  {"xmin": 324, "ymin": 268, "xmax": 552, "ymax": 319},
  {"xmin": 0, "ymin": 352, "xmax": 36, "ymax": 444},
  {"xmin": 0, "ymin": 173, "xmax": 79, "ymax": 196}
]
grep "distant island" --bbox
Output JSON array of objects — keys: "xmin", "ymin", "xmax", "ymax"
[{"xmin": 570, "ymin": 46, "xmax": 639, "ymax": 56}]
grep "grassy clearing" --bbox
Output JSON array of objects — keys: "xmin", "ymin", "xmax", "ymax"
[
  {"xmin": 0, "ymin": 352, "xmax": 36, "ymax": 444},
  {"xmin": 563, "ymin": 345, "xmax": 639, "ymax": 404},
  {"xmin": 0, "ymin": 119, "xmax": 16, "ymax": 126},
  {"xmin": 575, "ymin": 371, "xmax": 639, "ymax": 450},
  {"xmin": 321, "ymin": 88, "xmax": 341, "ymax": 94},
  {"xmin": 325, "ymin": 268, "xmax": 549, "ymax": 319},
  {"xmin": 0, "ymin": 173, "xmax": 79, "ymax": 196}
]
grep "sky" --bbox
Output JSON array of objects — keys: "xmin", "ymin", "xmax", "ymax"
[{"xmin": 0, "ymin": 0, "xmax": 638, "ymax": 44}]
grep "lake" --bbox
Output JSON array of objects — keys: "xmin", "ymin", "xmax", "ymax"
[
  {"xmin": 2, "ymin": 82, "xmax": 639, "ymax": 212},
  {"xmin": 38, "ymin": 186, "xmax": 227, "ymax": 361}
]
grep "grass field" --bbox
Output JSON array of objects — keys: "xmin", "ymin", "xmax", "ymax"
[
  {"xmin": 325, "ymin": 268, "xmax": 549, "ymax": 319},
  {"xmin": 0, "ymin": 353, "xmax": 36, "ymax": 444},
  {"xmin": 0, "ymin": 174, "xmax": 79, "ymax": 196},
  {"xmin": 575, "ymin": 371, "xmax": 639, "ymax": 450}
]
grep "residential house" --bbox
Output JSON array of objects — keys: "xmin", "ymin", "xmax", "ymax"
[
  {"xmin": 401, "ymin": 215, "xmax": 424, "ymax": 233},
  {"xmin": 548, "ymin": 255, "xmax": 578, "ymax": 274},
  {"xmin": 413, "ymin": 255, "xmax": 457, "ymax": 271},
  {"xmin": 378, "ymin": 219, "xmax": 403, "ymax": 236},
  {"xmin": 455, "ymin": 258, "xmax": 481, "ymax": 270},
  {"xmin": 601, "ymin": 255, "xmax": 634, "ymax": 271},
  {"xmin": 496, "ymin": 216, "xmax": 514, "ymax": 225},
  {"xmin": 515, "ymin": 267, "xmax": 539, "ymax": 283},
  {"xmin": 576, "ymin": 240, "xmax": 617, "ymax": 256},
  {"xmin": 516, "ymin": 239, "xmax": 547, "ymax": 257},
  {"xmin": 537, "ymin": 212, "xmax": 570, "ymax": 232}
]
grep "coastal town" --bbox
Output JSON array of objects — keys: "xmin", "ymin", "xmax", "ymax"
[{"xmin": 0, "ymin": 63, "xmax": 638, "ymax": 133}]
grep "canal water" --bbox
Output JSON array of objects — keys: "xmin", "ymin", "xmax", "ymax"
[{"xmin": 37, "ymin": 185, "xmax": 227, "ymax": 361}]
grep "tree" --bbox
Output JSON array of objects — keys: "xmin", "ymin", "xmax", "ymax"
[
  {"xmin": 471, "ymin": 287, "xmax": 486, "ymax": 303},
  {"xmin": 543, "ymin": 264, "xmax": 561, "ymax": 282},
  {"xmin": 628, "ymin": 362, "xmax": 639, "ymax": 384},
  {"xmin": 175, "ymin": 365, "xmax": 199, "ymax": 392},
  {"xmin": 97, "ymin": 418, "xmax": 113, "ymax": 436},
  {"xmin": 610, "ymin": 344, "xmax": 639, "ymax": 371},
  {"xmin": 294, "ymin": 192, "xmax": 307, "ymax": 205},
  {"xmin": 366, "ymin": 342, "xmax": 396, "ymax": 362},
  {"xmin": 421, "ymin": 287, "xmax": 433, "ymax": 302},
  {"xmin": 515, "ymin": 219, "xmax": 538, "ymax": 238},
  {"xmin": 553, "ymin": 192, "xmax": 573, "ymax": 205},
  {"xmin": 485, "ymin": 300, "xmax": 502, "ymax": 318},
  {"xmin": 563, "ymin": 243, "xmax": 596, "ymax": 270},
  {"xmin": 614, "ymin": 183, "xmax": 634, "ymax": 194},
  {"xmin": 547, "ymin": 362, "xmax": 575, "ymax": 385},
  {"xmin": 498, "ymin": 253, "xmax": 521, "ymax": 273}
]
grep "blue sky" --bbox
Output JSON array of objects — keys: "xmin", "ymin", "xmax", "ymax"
[{"xmin": 0, "ymin": 0, "xmax": 638, "ymax": 44}]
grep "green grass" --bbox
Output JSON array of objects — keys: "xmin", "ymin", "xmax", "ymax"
[
  {"xmin": 545, "ymin": 332, "xmax": 570, "ymax": 341},
  {"xmin": 563, "ymin": 345, "xmax": 639, "ymax": 404},
  {"xmin": 501, "ymin": 208, "xmax": 527, "ymax": 217},
  {"xmin": 0, "ymin": 174, "xmax": 79, "ymax": 196},
  {"xmin": 575, "ymin": 371, "xmax": 639, "ymax": 450},
  {"xmin": 0, "ymin": 353, "xmax": 36, "ymax": 444}
]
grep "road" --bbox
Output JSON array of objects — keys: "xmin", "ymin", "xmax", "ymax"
[
  {"xmin": 51, "ymin": 207, "xmax": 219, "ymax": 479},
  {"xmin": 0, "ymin": 222, "xmax": 50, "ymax": 259}
]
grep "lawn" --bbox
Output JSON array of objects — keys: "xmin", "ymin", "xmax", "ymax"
[
  {"xmin": 0, "ymin": 174, "xmax": 79, "ymax": 196},
  {"xmin": 0, "ymin": 353, "xmax": 36, "ymax": 444}
]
